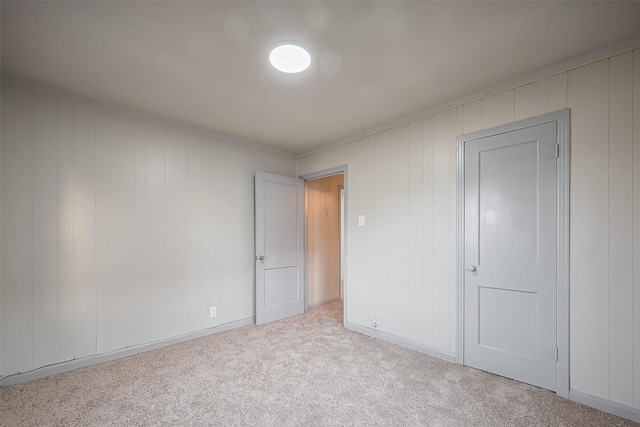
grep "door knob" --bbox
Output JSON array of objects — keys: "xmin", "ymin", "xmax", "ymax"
[
  {"xmin": 467, "ymin": 265, "xmax": 477, "ymax": 272},
  {"xmin": 257, "ymin": 255, "xmax": 266, "ymax": 264}
]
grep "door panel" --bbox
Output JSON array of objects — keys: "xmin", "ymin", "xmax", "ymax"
[
  {"xmin": 464, "ymin": 122, "xmax": 557, "ymax": 391},
  {"xmin": 478, "ymin": 142, "xmax": 539, "ymax": 269},
  {"xmin": 264, "ymin": 181, "xmax": 299, "ymax": 256},
  {"xmin": 255, "ymin": 172, "xmax": 304, "ymax": 325},
  {"xmin": 264, "ymin": 267, "xmax": 300, "ymax": 307},
  {"xmin": 478, "ymin": 287, "xmax": 537, "ymax": 358}
]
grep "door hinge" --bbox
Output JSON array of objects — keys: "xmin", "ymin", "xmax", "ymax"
[
  {"xmin": 547, "ymin": 346, "xmax": 558, "ymax": 361},
  {"xmin": 546, "ymin": 144, "xmax": 559, "ymax": 159}
]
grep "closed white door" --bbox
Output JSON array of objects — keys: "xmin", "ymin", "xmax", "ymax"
[
  {"xmin": 463, "ymin": 122, "xmax": 557, "ymax": 391},
  {"xmin": 255, "ymin": 172, "xmax": 305, "ymax": 325}
]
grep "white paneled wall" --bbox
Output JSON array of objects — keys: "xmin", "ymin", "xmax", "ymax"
[
  {"xmin": 0, "ymin": 83, "xmax": 295, "ymax": 376},
  {"xmin": 298, "ymin": 49, "xmax": 640, "ymax": 410}
]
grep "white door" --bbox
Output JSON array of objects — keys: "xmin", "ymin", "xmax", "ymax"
[
  {"xmin": 463, "ymin": 122, "xmax": 557, "ymax": 391},
  {"xmin": 255, "ymin": 172, "xmax": 305, "ymax": 325}
]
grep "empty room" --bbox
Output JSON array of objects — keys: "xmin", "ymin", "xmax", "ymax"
[{"xmin": 2, "ymin": 1, "xmax": 640, "ymax": 425}]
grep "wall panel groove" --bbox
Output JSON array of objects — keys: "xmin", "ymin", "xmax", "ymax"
[
  {"xmin": 633, "ymin": 48, "xmax": 640, "ymax": 410},
  {"xmin": 569, "ymin": 59, "xmax": 610, "ymax": 399},
  {"xmin": 609, "ymin": 52, "xmax": 634, "ymax": 406}
]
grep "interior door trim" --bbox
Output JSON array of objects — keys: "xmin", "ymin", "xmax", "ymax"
[{"xmin": 456, "ymin": 109, "xmax": 570, "ymax": 398}]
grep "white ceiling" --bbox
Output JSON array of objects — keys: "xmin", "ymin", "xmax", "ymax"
[{"xmin": 2, "ymin": 1, "xmax": 640, "ymax": 154}]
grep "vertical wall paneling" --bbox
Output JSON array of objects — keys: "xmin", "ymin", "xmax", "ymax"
[
  {"xmin": 456, "ymin": 107, "xmax": 465, "ymax": 139},
  {"xmin": 451, "ymin": 109, "xmax": 465, "ymax": 352},
  {"xmin": 220, "ymin": 143, "xmax": 251, "ymax": 321},
  {"xmin": 311, "ymin": 179, "xmax": 322, "ymax": 304},
  {"xmin": 306, "ymin": 180, "xmax": 315, "ymax": 303},
  {"xmin": 32, "ymin": 92, "xmax": 59, "ymax": 367},
  {"xmin": 569, "ymin": 59, "xmax": 610, "ymax": 399},
  {"xmin": 108, "ymin": 114, "xmax": 136, "ymax": 350},
  {"xmin": 345, "ymin": 137, "xmax": 370, "ymax": 326},
  {"xmin": 331, "ymin": 174, "xmax": 343, "ymax": 299},
  {"xmin": 374, "ymin": 132, "xmax": 390, "ymax": 329},
  {"xmin": 187, "ymin": 134, "xmax": 205, "ymax": 332},
  {"xmin": 57, "ymin": 99, "xmax": 75, "ymax": 362},
  {"xmin": 433, "ymin": 110, "xmax": 455, "ymax": 349},
  {"xmin": 364, "ymin": 136, "xmax": 377, "ymax": 327},
  {"xmin": 515, "ymin": 79, "xmax": 549, "ymax": 121},
  {"xmin": 73, "ymin": 102, "xmax": 97, "ymax": 358},
  {"xmin": 201, "ymin": 137, "xmax": 222, "ymax": 328},
  {"xmin": 608, "ymin": 52, "xmax": 634, "ymax": 406},
  {"xmin": 387, "ymin": 125, "xmax": 409, "ymax": 336},
  {"xmin": 449, "ymin": 109, "xmax": 459, "ymax": 352},
  {"xmin": 145, "ymin": 122, "xmax": 166, "ymax": 342},
  {"xmin": 421, "ymin": 117, "xmax": 435, "ymax": 344},
  {"xmin": 461, "ymin": 100, "xmax": 482, "ymax": 135},
  {"xmin": 633, "ymin": 48, "xmax": 640, "ymax": 410},
  {"xmin": 406, "ymin": 119, "xmax": 423, "ymax": 342},
  {"xmin": 164, "ymin": 128, "xmax": 189, "ymax": 337},
  {"xmin": 133, "ymin": 120, "xmax": 148, "ymax": 344},
  {"xmin": 482, "ymin": 90, "xmax": 515, "ymax": 129},
  {"xmin": 1, "ymin": 84, "xmax": 298, "ymax": 376},
  {"xmin": 0, "ymin": 81, "xmax": 2, "ymax": 376},
  {"xmin": 549, "ymin": 73, "xmax": 569, "ymax": 112},
  {"xmin": 0, "ymin": 81, "xmax": 2, "ymax": 375},
  {"xmin": 95, "ymin": 109, "xmax": 110, "ymax": 353},
  {"xmin": 1, "ymin": 86, "xmax": 34, "ymax": 374},
  {"xmin": 219, "ymin": 142, "xmax": 236, "ymax": 321}
]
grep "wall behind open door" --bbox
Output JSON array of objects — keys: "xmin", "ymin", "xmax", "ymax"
[{"xmin": 306, "ymin": 174, "xmax": 344, "ymax": 306}]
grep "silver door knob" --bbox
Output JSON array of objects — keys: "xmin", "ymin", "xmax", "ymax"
[
  {"xmin": 467, "ymin": 265, "xmax": 477, "ymax": 272},
  {"xmin": 257, "ymin": 255, "xmax": 266, "ymax": 264}
]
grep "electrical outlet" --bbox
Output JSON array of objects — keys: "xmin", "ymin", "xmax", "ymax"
[
  {"xmin": 209, "ymin": 306, "xmax": 217, "ymax": 318},
  {"xmin": 372, "ymin": 318, "xmax": 378, "ymax": 328}
]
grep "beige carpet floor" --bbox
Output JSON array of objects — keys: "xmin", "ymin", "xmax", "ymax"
[{"xmin": 1, "ymin": 301, "xmax": 638, "ymax": 426}]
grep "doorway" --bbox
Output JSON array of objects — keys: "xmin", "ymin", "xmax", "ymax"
[
  {"xmin": 305, "ymin": 173, "xmax": 345, "ymax": 310},
  {"xmin": 456, "ymin": 110, "xmax": 570, "ymax": 397}
]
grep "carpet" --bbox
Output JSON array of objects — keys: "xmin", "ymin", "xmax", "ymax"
[{"xmin": 1, "ymin": 301, "xmax": 637, "ymax": 426}]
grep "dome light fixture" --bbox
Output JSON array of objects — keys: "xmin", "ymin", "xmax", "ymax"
[{"xmin": 269, "ymin": 43, "xmax": 311, "ymax": 74}]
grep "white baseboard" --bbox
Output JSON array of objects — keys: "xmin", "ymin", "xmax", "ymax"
[
  {"xmin": 344, "ymin": 321, "xmax": 456, "ymax": 363},
  {"xmin": 0, "ymin": 316, "xmax": 255, "ymax": 387},
  {"xmin": 308, "ymin": 297, "xmax": 340, "ymax": 308},
  {"xmin": 569, "ymin": 389, "xmax": 640, "ymax": 423}
]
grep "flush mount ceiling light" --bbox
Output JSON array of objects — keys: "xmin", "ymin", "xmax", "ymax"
[{"xmin": 269, "ymin": 43, "xmax": 311, "ymax": 73}]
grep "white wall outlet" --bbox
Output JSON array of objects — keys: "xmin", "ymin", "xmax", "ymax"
[
  {"xmin": 372, "ymin": 318, "xmax": 378, "ymax": 328},
  {"xmin": 358, "ymin": 215, "xmax": 365, "ymax": 227},
  {"xmin": 209, "ymin": 306, "xmax": 217, "ymax": 318}
]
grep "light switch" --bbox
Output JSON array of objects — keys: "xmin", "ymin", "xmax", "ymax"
[{"xmin": 358, "ymin": 215, "xmax": 365, "ymax": 227}]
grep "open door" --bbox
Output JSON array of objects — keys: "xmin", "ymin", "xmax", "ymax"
[{"xmin": 255, "ymin": 172, "xmax": 305, "ymax": 325}]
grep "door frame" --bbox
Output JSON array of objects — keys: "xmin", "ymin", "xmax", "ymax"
[
  {"xmin": 456, "ymin": 109, "xmax": 570, "ymax": 398},
  {"xmin": 299, "ymin": 165, "xmax": 348, "ymax": 324}
]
